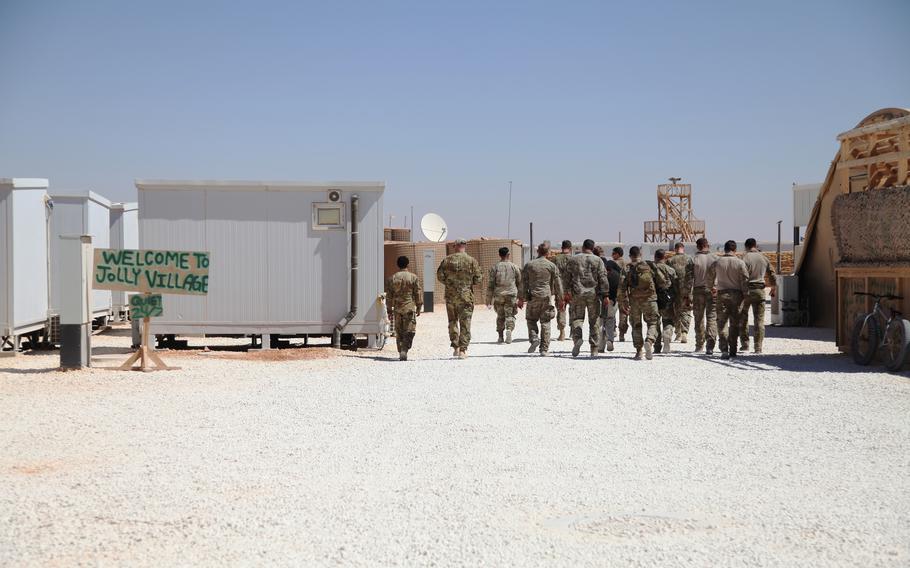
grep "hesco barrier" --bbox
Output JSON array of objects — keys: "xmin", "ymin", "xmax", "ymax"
[
  {"xmin": 383, "ymin": 228, "xmax": 393, "ymax": 241},
  {"xmin": 384, "ymin": 242, "xmax": 448, "ymax": 303},
  {"xmin": 390, "ymin": 228, "xmax": 411, "ymax": 242},
  {"xmin": 443, "ymin": 239, "xmax": 524, "ymax": 304}
]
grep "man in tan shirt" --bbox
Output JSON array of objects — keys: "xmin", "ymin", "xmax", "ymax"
[
  {"xmin": 708, "ymin": 240, "xmax": 749, "ymax": 359},
  {"xmin": 738, "ymin": 238, "xmax": 776, "ymax": 354}
]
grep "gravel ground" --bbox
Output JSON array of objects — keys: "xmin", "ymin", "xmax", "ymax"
[{"xmin": 1, "ymin": 308, "xmax": 909, "ymax": 567}]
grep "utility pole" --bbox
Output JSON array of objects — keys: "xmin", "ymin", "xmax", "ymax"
[
  {"xmin": 411, "ymin": 206, "xmax": 414, "ymax": 233},
  {"xmin": 776, "ymin": 220, "xmax": 783, "ymax": 274},
  {"xmin": 507, "ymin": 181, "xmax": 513, "ymax": 240},
  {"xmin": 529, "ymin": 222, "xmax": 533, "ymax": 261}
]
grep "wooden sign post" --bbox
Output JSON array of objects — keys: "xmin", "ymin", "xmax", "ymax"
[
  {"xmin": 92, "ymin": 249, "xmax": 210, "ymax": 372},
  {"xmin": 119, "ymin": 294, "xmax": 171, "ymax": 372}
]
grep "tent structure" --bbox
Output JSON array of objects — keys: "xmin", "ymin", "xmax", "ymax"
[{"xmin": 794, "ymin": 107, "xmax": 910, "ymax": 348}]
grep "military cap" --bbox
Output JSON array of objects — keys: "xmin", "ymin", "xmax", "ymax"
[{"xmin": 455, "ymin": 238, "xmax": 468, "ymax": 245}]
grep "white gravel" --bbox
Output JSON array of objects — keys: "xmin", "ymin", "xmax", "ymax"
[{"xmin": 1, "ymin": 309, "xmax": 909, "ymax": 566}]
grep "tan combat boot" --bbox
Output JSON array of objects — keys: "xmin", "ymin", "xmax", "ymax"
[
  {"xmin": 558, "ymin": 329, "xmax": 566, "ymax": 341},
  {"xmin": 505, "ymin": 330, "xmax": 512, "ymax": 344},
  {"xmin": 679, "ymin": 332, "xmax": 688, "ymax": 344},
  {"xmin": 645, "ymin": 340, "xmax": 654, "ymax": 360},
  {"xmin": 633, "ymin": 348, "xmax": 643, "ymax": 360},
  {"xmin": 497, "ymin": 332, "xmax": 504, "ymax": 344}
]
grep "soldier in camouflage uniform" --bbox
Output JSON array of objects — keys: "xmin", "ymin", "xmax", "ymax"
[
  {"xmin": 668, "ymin": 242, "xmax": 694, "ymax": 343},
  {"xmin": 386, "ymin": 255, "xmax": 423, "ymax": 361},
  {"xmin": 708, "ymin": 240, "xmax": 750, "ymax": 359},
  {"xmin": 437, "ymin": 238, "xmax": 483, "ymax": 359},
  {"xmin": 486, "ymin": 247, "xmax": 522, "ymax": 344},
  {"xmin": 611, "ymin": 247, "xmax": 629, "ymax": 342},
  {"xmin": 618, "ymin": 246, "xmax": 669, "ymax": 360},
  {"xmin": 652, "ymin": 250, "xmax": 678, "ymax": 354},
  {"xmin": 565, "ymin": 239, "xmax": 610, "ymax": 357},
  {"xmin": 552, "ymin": 240, "xmax": 573, "ymax": 341},
  {"xmin": 738, "ymin": 237, "xmax": 776, "ymax": 354},
  {"xmin": 692, "ymin": 237, "xmax": 718, "ymax": 354},
  {"xmin": 521, "ymin": 242, "xmax": 564, "ymax": 356}
]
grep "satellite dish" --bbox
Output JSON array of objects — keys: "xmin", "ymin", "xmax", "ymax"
[{"xmin": 421, "ymin": 213, "xmax": 448, "ymax": 243}]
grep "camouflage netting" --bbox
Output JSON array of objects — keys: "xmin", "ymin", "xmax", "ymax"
[{"xmin": 832, "ymin": 185, "xmax": 910, "ymax": 264}]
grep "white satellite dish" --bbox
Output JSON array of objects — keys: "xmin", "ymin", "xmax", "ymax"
[{"xmin": 421, "ymin": 213, "xmax": 448, "ymax": 243}]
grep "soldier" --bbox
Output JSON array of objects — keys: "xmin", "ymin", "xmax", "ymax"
[
  {"xmin": 611, "ymin": 247, "xmax": 629, "ymax": 342},
  {"xmin": 739, "ymin": 237, "xmax": 776, "ymax": 354},
  {"xmin": 618, "ymin": 246, "xmax": 668, "ymax": 360},
  {"xmin": 692, "ymin": 237, "xmax": 718, "ymax": 355},
  {"xmin": 668, "ymin": 242, "xmax": 694, "ymax": 343},
  {"xmin": 521, "ymin": 242, "xmax": 564, "ymax": 356},
  {"xmin": 709, "ymin": 240, "xmax": 750, "ymax": 359},
  {"xmin": 599, "ymin": 247, "xmax": 623, "ymax": 353},
  {"xmin": 437, "ymin": 238, "xmax": 483, "ymax": 359},
  {"xmin": 652, "ymin": 249, "xmax": 678, "ymax": 354},
  {"xmin": 552, "ymin": 240, "xmax": 573, "ymax": 341},
  {"xmin": 565, "ymin": 239, "xmax": 610, "ymax": 357},
  {"xmin": 486, "ymin": 247, "xmax": 522, "ymax": 344},
  {"xmin": 386, "ymin": 255, "xmax": 422, "ymax": 361}
]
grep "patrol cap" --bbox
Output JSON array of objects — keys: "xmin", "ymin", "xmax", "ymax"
[{"xmin": 455, "ymin": 238, "xmax": 468, "ymax": 245}]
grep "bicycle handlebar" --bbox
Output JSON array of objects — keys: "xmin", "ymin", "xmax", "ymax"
[{"xmin": 854, "ymin": 292, "xmax": 904, "ymax": 300}]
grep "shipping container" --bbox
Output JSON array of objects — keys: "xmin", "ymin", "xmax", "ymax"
[
  {"xmin": 0, "ymin": 178, "xmax": 51, "ymax": 352},
  {"xmin": 136, "ymin": 180, "xmax": 385, "ymax": 347},
  {"xmin": 109, "ymin": 202, "xmax": 139, "ymax": 319},
  {"xmin": 48, "ymin": 190, "xmax": 113, "ymax": 321}
]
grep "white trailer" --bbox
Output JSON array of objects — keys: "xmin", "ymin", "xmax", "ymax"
[
  {"xmin": 0, "ymin": 178, "xmax": 51, "ymax": 353},
  {"xmin": 49, "ymin": 190, "xmax": 113, "ymax": 322},
  {"xmin": 109, "ymin": 201, "xmax": 139, "ymax": 319},
  {"xmin": 137, "ymin": 180, "xmax": 386, "ymax": 348}
]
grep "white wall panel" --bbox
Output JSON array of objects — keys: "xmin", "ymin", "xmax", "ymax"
[
  {"xmin": 12, "ymin": 188, "xmax": 49, "ymax": 328},
  {"xmin": 0, "ymin": 188, "xmax": 10, "ymax": 332}
]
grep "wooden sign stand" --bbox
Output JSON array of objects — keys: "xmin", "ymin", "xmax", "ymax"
[{"xmin": 119, "ymin": 301, "xmax": 176, "ymax": 372}]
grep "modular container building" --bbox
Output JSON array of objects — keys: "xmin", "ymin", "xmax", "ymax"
[
  {"xmin": 0, "ymin": 178, "xmax": 51, "ymax": 352},
  {"xmin": 109, "ymin": 202, "xmax": 139, "ymax": 318},
  {"xmin": 48, "ymin": 190, "xmax": 113, "ymax": 321},
  {"xmin": 136, "ymin": 180, "xmax": 386, "ymax": 347}
]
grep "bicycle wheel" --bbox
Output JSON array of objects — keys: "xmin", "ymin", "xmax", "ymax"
[
  {"xmin": 851, "ymin": 315, "xmax": 880, "ymax": 366},
  {"xmin": 883, "ymin": 317, "xmax": 910, "ymax": 372}
]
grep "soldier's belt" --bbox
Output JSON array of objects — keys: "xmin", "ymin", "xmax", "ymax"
[
  {"xmin": 719, "ymin": 289, "xmax": 743, "ymax": 293},
  {"xmin": 748, "ymin": 282, "xmax": 766, "ymax": 289}
]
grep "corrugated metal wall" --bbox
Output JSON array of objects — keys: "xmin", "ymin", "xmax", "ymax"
[
  {"xmin": 793, "ymin": 183, "xmax": 822, "ymax": 227},
  {"xmin": 110, "ymin": 205, "xmax": 138, "ymax": 312},
  {"xmin": 140, "ymin": 184, "xmax": 383, "ymax": 335},
  {"xmin": 12, "ymin": 189, "xmax": 49, "ymax": 329},
  {"xmin": 0, "ymin": 188, "xmax": 9, "ymax": 332}
]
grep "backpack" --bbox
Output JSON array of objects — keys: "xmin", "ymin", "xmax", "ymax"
[
  {"xmin": 647, "ymin": 261, "xmax": 674, "ymax": 310},
  {"xmin": 629, "ymin": 262, "xmax": 653, "ymax": 294}
]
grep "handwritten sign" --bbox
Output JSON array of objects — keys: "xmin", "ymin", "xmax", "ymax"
[
  {"xmin": 93, "ymin": 249, "xmax": 210, "ymax": 295},
  {"xmin": 130, "ymin": 294, "xmax": 163, "ymax": 319}
]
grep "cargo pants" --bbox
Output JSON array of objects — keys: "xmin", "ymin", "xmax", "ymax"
[
  {"xmin": 570, "ymin": 294, "xmax": 601, "ymax": 348},
  {"xmin": 692, "ymin": 286, "xmax": 717, "ymax": 351},
  {"xmin": 556, "ymin": 301, "xmax": 567, "ymax": 333},
  {"xmin": 717, "ymin": 290, "xmax": 744, "ymax": 357},
  {"xmin": 674, "ymin": 295, "xmax": 692, "ymax": 338},
  {"xmin": 446, "ymin": 299, "xmax": 474, "ymax": 351},
  {"xmin": 656, "ymin": 299, "xmax": 676, "ymax": 351},
  {"xmin": 599, "ymin": 301, "xmax": 618, "ymax": 351},
  {"xmin": 628, "ymin": 296, "xmax": 659, "ymax": 349},
  {"xmin": 525, "ymin": 297, "xmax": 555, "ymax": 353},
  {"xmin": 739, "ymin": 286, "xmax": 766, "ymax": 350},
  {"xmin": 493, "ymin": 295, "xmax": 518, "ymax": 333},
  {"xmin": 393, "ymin": 309, "xmax": 417, "ymax": 353}
]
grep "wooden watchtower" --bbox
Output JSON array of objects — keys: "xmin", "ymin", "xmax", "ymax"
[{"xmin": 643, "ymin": 178, "xmax": 707, "ymax": 243}]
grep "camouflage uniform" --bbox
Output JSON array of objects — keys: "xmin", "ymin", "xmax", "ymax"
[
  {"xmin": 709, "ymin": 253, "xmax": 749, "ymax": 358},
  {"xmin": 652, "ymin": 261, "xmax": 678, "ymax": 352},
  {"xmin": 486, "ymin": 260, "xmax": 522, "ymax": 337},
  {"xmin": 617, "ymin": 260, "xmax": 669, "ymax": 352},
  {"xmin": 437, "ymin": 251, "xmax": 483, "ymax": 354},
  {"xmin": 739, "ymin": 251, "xmax": 775, "ymax": 352},
  {"xmin": 692, "ymin": 251, "xmax": 718, "ymax": 352},
  {"xmin": 521, "ymin": 256, "xmax": 563, "ymax": 354},
  {"xmin": 386, "ymin": 269, "xmax": 423, "ymax": 356},
  {"xmin": 552, "ymin": 252, "xmax": 571, "ymax": 335},
  {"xmin": 613, "ymin": 257, "xmax": 629, "ymax": 339},
  {"xmin": 668, "ymin": 252, "xmax": 694, "ymax": 340},
  {"xmin": 565, "ymin": 252, "xmax": 609, "ymax": 353}
]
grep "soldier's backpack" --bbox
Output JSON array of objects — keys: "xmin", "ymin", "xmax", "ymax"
[
  {"xmin": 646, "ymin": 261, "xmax": 674, "ymax": 310},
  {"xmin": 629, "ymin": 261, "xmax": 654, "ymax": 295}
]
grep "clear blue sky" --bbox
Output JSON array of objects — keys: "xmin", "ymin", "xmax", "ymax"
[{"xmin": 2, "ymin": 0, "xmax": 908, "ymax": 243}]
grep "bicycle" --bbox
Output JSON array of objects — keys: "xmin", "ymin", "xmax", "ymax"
[{"xmin": 851, "ymin": 292, "xmax": 910, "ymax": 371}]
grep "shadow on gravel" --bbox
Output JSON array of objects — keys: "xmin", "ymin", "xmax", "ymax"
[
  {"xmin": 760, "ymin": 326, "xmax": 836, "ymax": 342},
  {"xmin": 0, "ymin": 367, "xmax": 57, "ymax": 374},
  {"xmin": 670, "ymin": 352, "xmax": 909, "ymax": 375}
]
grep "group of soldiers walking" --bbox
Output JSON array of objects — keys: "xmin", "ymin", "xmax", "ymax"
[{"xmin": 386, "ymin": 237, "xmax": 774, "ymax": 361}]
